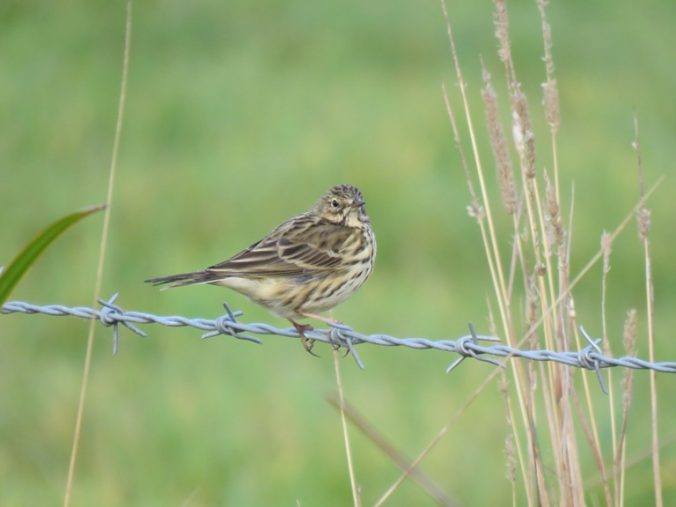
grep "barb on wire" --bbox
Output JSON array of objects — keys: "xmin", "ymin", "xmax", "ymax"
[
  {"xmin": 2, "ymin": 295, "xmax": 676, "ymax": 381},
  {"xmin": 97, "ymin": 293, "xmax": 147, "ymax": 355},
  {"xmin": 446, "ymin": 323, "xmax": 503, "ymax": 373},
  {"xmin": 579, "ymin": 326, "xmax": 609, "ymax": 394}
]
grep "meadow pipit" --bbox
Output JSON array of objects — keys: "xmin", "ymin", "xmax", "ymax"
[{"xmin": 146, "ymin": 184, "xmax": 376, "ymax": 355}]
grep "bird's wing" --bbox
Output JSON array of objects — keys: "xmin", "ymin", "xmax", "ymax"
[{"xmin": 207, "ymin": 215, "xmax": 352, "ymax": 278}]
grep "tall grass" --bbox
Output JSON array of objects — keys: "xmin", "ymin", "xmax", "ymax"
[
  {"xmin": 63, "ymin": 2, "xmax": 132, "ymax": 505},
  {"xmin": 429, "ymin": 0, "xmax": 665, "ymax": 504},
  {"xmin": 332, "ymin": 349, "xmax": 361, "ymax": 507},
  {"xmin": 357, "ymin": 0, "xmax": 666, "ymax": 504},
  {"xmin": 633, "ymin": 116, "xmax": 663, "ymax": 506}
]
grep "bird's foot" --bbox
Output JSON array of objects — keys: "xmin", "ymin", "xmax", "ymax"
[
  {"xmin": 301, "ymin": 312, "xmax": 350, "ymax": 356},
  {"xmin": 328, "ymin": 327, "xmax": 349, "ymax": 355},
  {"xmin": 291, "ymin": 321, "xmax": 319, "ymax": 357}
]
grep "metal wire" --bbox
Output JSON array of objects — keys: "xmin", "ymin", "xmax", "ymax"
[{"xmin": 2, "ymin": 295, "xmax": 675, "ymax": 385}]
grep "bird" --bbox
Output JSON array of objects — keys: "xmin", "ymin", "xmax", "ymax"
[{"xmin": 145, "ymin": 184, "xmax": 376, "ymax": 355}]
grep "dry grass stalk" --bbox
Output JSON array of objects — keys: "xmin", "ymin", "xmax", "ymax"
[
  {"xmin": 374, "ymin": 180, "xmax": 659, "ymax": 503},
  {"xmin": 442, "ymin": 84, "xmax": 484, "ymax": 221},
  {"xmin": 441, "ymin": 0, "xmax": 512, "ymax": 316},
  {"xmin": 522, "ymin": 177, "xmax": 662, "ymax": 359},
  {"xmin": 505, "ymin": 432, "xmax": 517, "ymax": 507},
  {"xmin": 325, "ymin": 393, "xmax": 453, "ymax": 506},
  {"xmin": 544, "ymin": 172, "xmax": 565, "ymax": 260},
  {"xmin": 331, "ymin": 350, "xmax": 361, "ymax": 507},
  {"xmin": 557, "ymin": 347, "xmax": 582, "ymax": 506},
  {"xmin": 517, "ymin": 178, "xmax": 662, "ymax": 506},
  {"xmin": 600, "ymin": 230, "xmax": 619, "ymax": 503},
  {"xmin": 64, "ymin": 3, "xmax": 133, "ymax": 505},
  {"xmin": 616, "ymin": 309, "xmax": 637, "ymax": 506},
  {"xmin": 568, "ymin": 322, "xmax": 613, "ymax": 505},
  {"xmin": 481, "ymin": 63, "xmax": 517, "ymax": 215},
  {"xmin": 536, "ymin": 1, "xmax": 559, "ymax": 126},
  {"xmin": 381, "ymin": 3, "xmax": 666, "ymax": 504},
  {"xmin": 492, "ymin": 3, "xmax": 568, "ymax": 493},
  {"xmin": 486, "ymin": 7, "xmax": 565, "ymax": 498},
  {"xmin": 557, "ymin": 185, "xmax": 584, "ymax": 505},
  {"xmin": 536, "ymin": 0, "xmax": 561, "ymax": 203},
  {"xmin": 492, "ymin": 0, "xmax": 516, "ymax": 84},
  {"xmin": 633, "ymin": 117, "xmax": 663, "ymax": 506},
  {"xmin": 570, "ymin": 387, "xmax": 613, "ymax": 505},
  {"xmin": 510, "ymin": 87, "xmax": 537, "ymax": 180},
  {"xmin": 442, "ymin": 82, "xmax": 532, "ymax": 504},
  {"xmin": 559, "ymin": 185, "xmax": 574, "ymax": 310},
  {"xmin": 588, "ymin": 434, "xmax": 676, "ymax": 492},
  {"xmin": 441, "ymin": 1, "xmax": 541, "ymax": 502},
  {"xmin": 496, "ymin": 4, "xmax": 613, "ymax": 499},
  {"xmin": 541, "ymin": 76, "xmax": 560, "ymax": 135},
  {"xmin": 498, "ymin": 366, "xmax": 529, "ymax": 504}
]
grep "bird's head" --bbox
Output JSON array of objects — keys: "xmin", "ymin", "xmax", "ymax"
[{"xmin": 314, "ymin": 184, "xmax": 370, "ymax": 227}]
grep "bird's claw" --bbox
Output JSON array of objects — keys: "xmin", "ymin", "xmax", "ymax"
[
  {"xmin": 328, "ymin": 326, "xmax": 350, "ymax": 357},
  {"xmin": 302, "ymin": 336, "xmax": 320, "ymax": 357},
  {"xmin": 292, "ymin": 321, "xmax": 319, "ymax": 358}
]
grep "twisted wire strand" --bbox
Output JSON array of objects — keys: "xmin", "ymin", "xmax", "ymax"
[{"xmin": 2, "ymin": 295, "xmax": 675, "ymax": 381}]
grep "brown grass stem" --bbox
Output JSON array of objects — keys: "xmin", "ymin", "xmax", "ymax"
[
  {"xmin": 440, "ymin": 4, "xmax": 542, "ymax": 501},
  {"xmin": 442, "ymin": 83, "xmax": 535, "ymax": 505},
  {"xmin": 617, "ymin": 309, "xmax": 637, "ymax": 506},
  {"xmin": 374, "ymin": 179, "xmax": 662, "ymax": 502},
  {"xmin": 63, "ymin": 3, "xmax": 132, "ymax": 505},
  {"xmin": 325, "ymin": 394, "xmax": 454, "ymax": 506},
  {"xmin": 332, "ymin": 350, "xmax": 361, "ymax": 507},
  {"xmin": 633, "ymin": 116, "xmax": 663, "ymax": 507},
  {"xmin": 522, "ymin": 177, "xmax": 662, "ymax": 346},
  {"xmin": 601, "ymin": 231, "xmax": 619, "ymax": 503}
]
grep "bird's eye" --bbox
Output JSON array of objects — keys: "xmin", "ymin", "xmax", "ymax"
[{"xmin": 331, "ymin": 199, "xmax": 340, "ymax": 208}]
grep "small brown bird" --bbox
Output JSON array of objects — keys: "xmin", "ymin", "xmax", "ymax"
[{"xmin": 146, "ymin": 184, "xmax": 376, "ymax": 354}]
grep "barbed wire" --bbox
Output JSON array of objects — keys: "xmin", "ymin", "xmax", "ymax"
[{"xmin": 2, "ymin": 295, "xmax": 675, "ymax": 389}]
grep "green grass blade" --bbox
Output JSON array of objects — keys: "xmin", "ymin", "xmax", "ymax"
[{"xmin": 0, "ymin": 204, "xmax": 106, "ymax": 305}]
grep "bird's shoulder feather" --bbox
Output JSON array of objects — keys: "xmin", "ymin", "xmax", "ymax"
[{"xmin": 207, "ymin": 213, "xmax": 359, "ymax": 278}]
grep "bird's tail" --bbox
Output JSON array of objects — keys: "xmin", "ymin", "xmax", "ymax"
[{"xmin": 145, "ymin": 270, "xmax": 214, "ymax": 289}]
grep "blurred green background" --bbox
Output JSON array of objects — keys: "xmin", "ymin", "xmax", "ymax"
[{"xmin": 1, "ymin": 0, "xmax": 674, "ymax": 505}]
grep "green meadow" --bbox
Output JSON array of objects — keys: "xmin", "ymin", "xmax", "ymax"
[{"xmin": 1, "ymin": 0, "xmax": 674, "ymax": 505}]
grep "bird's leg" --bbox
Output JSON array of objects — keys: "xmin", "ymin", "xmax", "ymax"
[
  {"xmin": 301, "ymin": 312, "xmax": 341, "ymax": 327},
  {"xmin": 289, "ymin": 319, "xmax": 319, "ymax": 357},
  {"xmin": 301, "ymin": 312, "xmax": 347, "ymax": 354}
]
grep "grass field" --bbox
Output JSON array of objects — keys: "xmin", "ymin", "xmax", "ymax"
[{"xmin": 1, "ymin": 0, "xmax": 674, "ymax": 505}]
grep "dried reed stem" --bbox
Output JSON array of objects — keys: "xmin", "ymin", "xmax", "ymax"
[
  {"xmin": 505, "ymin": 432, "xmax": 518, "ymax": 507},
  {"xmin": 325, "ymin": 394, "xmax": 453, "ymax": 506},
  {"xmin": 440, "ymin": 9, "xmax": 544, "ymax": 505},
  {"xmin": 497, "ymin": 3, "xmax": 564, "ymax": 494},
  {"xmin": 570, "ymin": 386, "xmax": 612, "ymax": 504},
  {"xmin": 492, "ymin": 9, "xmax": 566, "ymax": 495},
  {"xmin": 442, "ymin": 56, "xmax": 537, "ymax": 503},
  {"xmin": 570, "ymin": 325, "xmax": 613, "ymax": 506},
  {"xmin": 617, "ymin": 309, "xmax": 637, "ymax": 506},
  {"xmin": 373, "ymin": 426, "xmax": 448, "ymax": 507},
  {"xmin": 559, "ymin": 184, "xmax": 585, "ymax": 506},
  {"xmin": 63, "ymin": 3, "xmax": 132, "ymax": 505},
  {"xmin": 490, "ymin": 302, "xmax": 524, "ymax": 506},
  {"xmin": 332, "ymin": 349, "xmax": 361, "ymax": 507},
  {"xmin": 633, "ymin": 116, "xmax": 663, "ymax": 507},
  {"xmin": 369, "ymin": 175, "xmax": 662, "ymax": 505},
  {"xmin": 499, "ymin": 371, "xmax": 528, "ymax": 506},
  {"xmin": 522, "ymin": 177, "xmax": 662, "ymax": 347},
  {"xmin": 601, "ymin": 231, "xmax": 619, "ymax": 504},
  {"xmin": 481, "ymin": 63, "xmax": 517, "ymax": 215},
  {"xmin": 536, "ymin": 0, "xmax": 561, "ymax": 204}
]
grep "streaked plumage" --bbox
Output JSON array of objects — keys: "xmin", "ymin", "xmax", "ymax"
[{"xmin": 146, "ymin": 184, "xmax": 376, "ymax": 353}]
